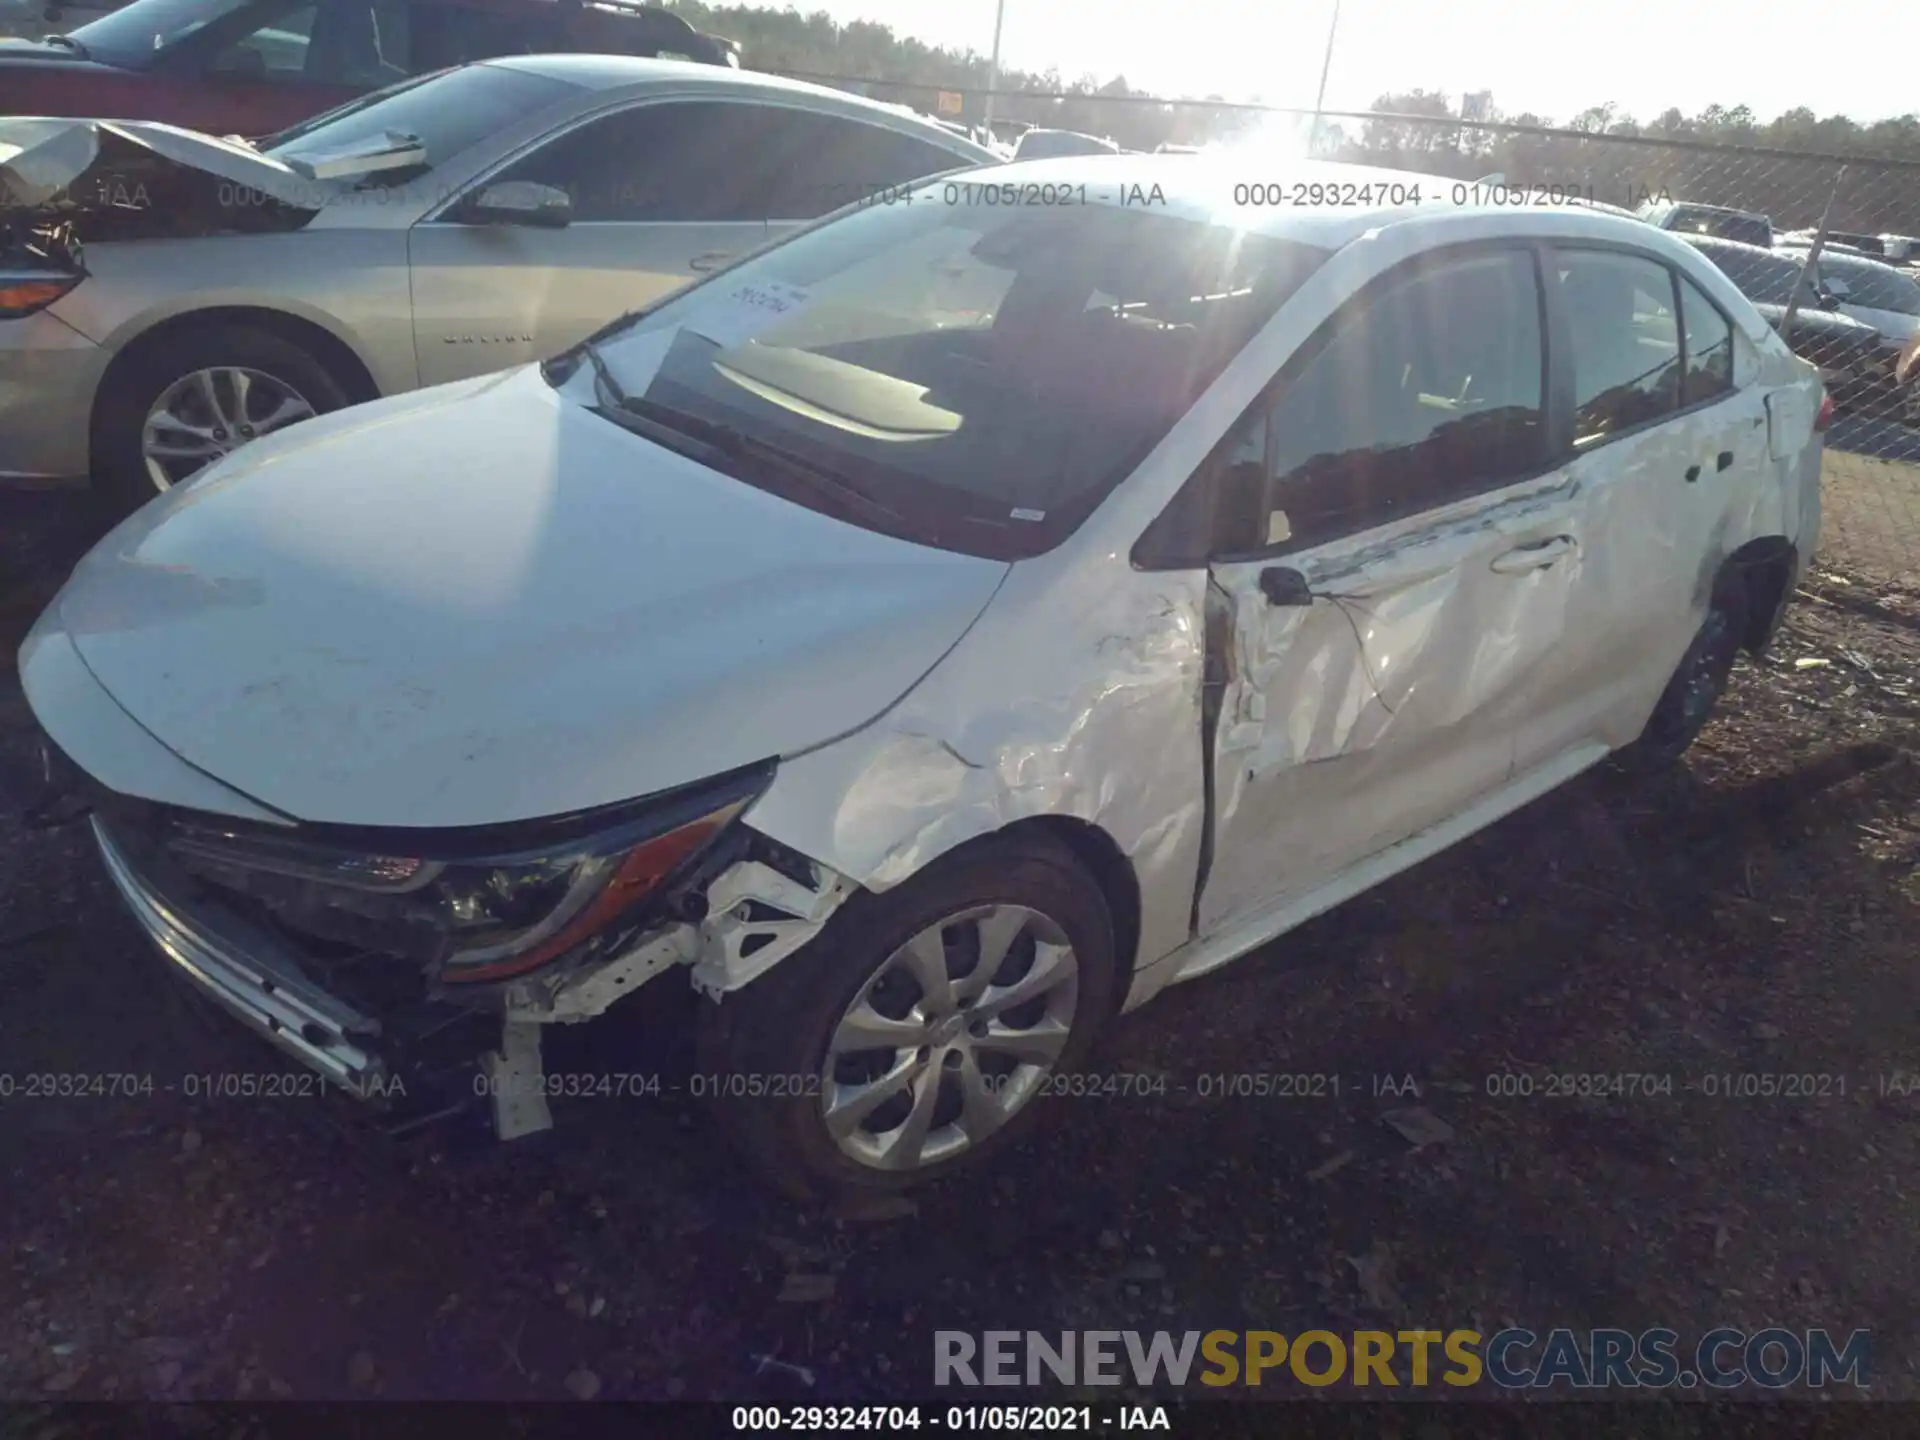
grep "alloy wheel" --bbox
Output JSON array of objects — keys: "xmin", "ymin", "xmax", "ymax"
[
  {"xmin": 141, "ymin": 366, "xmax": 316, "ymax": 493},
  {"xmin": 820, "ymin": 904, "xmax": 1080, "ymax": 1172}
]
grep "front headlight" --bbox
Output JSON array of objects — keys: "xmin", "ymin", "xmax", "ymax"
[{"xmin": 163, "ymin": 763, "xmax": 771, "ymax": 983}]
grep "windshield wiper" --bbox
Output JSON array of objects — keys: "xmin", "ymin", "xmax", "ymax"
[
  {"xmin": 548, "ymin": 305, "xmax": 659, "ymax": 373},
  {"xmin": 38, "ymin": 32, "xmax": 88, "ymax": 55},
  {"xmin": 575, "ymin": 347, "xmax": 909, "ymax": 532}
]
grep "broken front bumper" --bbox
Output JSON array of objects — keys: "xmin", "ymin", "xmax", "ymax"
[{"xmin": 92, "ymin": 815, "xmax": 393, "ymax": 1095}]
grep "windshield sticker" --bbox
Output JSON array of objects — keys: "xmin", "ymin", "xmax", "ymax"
[
  {"xmin": 687, "ymin": 280, "xmax": 813, "ymax": 349},
  {"xmin": 1010, "ymin": 507, "xmax": 1046, "ymax": 522}
]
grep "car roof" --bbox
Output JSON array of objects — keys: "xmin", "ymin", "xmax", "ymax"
[{"xmin": 482, "ymin": 55, "xmax": 999, "ymax": 158}]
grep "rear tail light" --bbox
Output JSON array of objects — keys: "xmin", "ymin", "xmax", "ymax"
[
  {"xmin": 1815, "ymin": 392, "xmax": 1835, "ymax": 432},
  {"xmin": 0, "ymin": 271, "xmax": 83, "ymax": 320}
]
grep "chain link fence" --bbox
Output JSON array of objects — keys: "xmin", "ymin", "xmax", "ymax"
[
  {"xmin": 1, "ymin": 17, "xmax": 1914, "ymax": 583},
  {"xmin": 1313, "ymin": 110, "xmax": 1920, "ymax": 590}
]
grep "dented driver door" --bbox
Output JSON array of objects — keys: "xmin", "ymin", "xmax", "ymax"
[
  {"xmin": 1196, "ymin": 488, "xmax": 1585, "ymax": 934},
  {"xmin": 1192, "ymin": 244, "xmax": 1578, "ymax": 936}
]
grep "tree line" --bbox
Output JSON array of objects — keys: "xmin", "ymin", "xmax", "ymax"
[{"xmin": 665, "ymin": 4, "xmax": 1920, "ymax": 233}]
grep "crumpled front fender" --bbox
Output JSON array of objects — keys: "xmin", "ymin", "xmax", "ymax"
[{"xmin": 741, "ymin": 553, "xmax": 1210, "ymax": 980}]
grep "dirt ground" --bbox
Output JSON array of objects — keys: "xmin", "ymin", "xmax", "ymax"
[{"xmin": 2, "ymin": 482, "xmax": 1919, "ymax": 1405}]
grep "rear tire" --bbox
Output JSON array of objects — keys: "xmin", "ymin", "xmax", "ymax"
[
  {"xmin": 698, "ymin": 833, "xmax": 1120, "ymax": 1203},
  {"xmin": 1616, "ymin": 572, "xmax": 1751, "ymax": 772},
  {"xmin": 93, "ymin": 324, "xmax": 350, "ymax": 522}
]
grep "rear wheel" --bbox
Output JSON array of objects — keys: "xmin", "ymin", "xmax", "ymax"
[
  {"xmin": 1617, "ymin": 573, "xmax": 1751, "ymax": 771},
  {"xmin": 94, "ymin": 325, "xmax": 349, "ymax": 520},
  {"xmin": 699, "ymin": 833, "xmax": 1120, "ymax": 1201}
]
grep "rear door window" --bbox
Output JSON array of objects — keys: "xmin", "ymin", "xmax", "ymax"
[
  {"xmin": 1677, "ymin": 274, "xmax": 1735, "ymax": 404},
  {"xmin": 1555, "ymin": 249, "xmax": 1683, "ymax": 447}
]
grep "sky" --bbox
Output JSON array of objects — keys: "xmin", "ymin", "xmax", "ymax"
[{"xmin": 801, "ymin": 0, "xmax": 1918, "ymax": 126}]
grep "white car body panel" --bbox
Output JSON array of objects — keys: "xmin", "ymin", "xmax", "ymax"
[
  {"xmin": 22, "ymin": 158, "xmax": 1826, "ymax": 1019},
  {"xmin": 36, "ymin": 365, "xmax": 1008, "ymax": 827},
  {"xmin": 18, "ymin": 623, "xmax": 289, "ymax": 824},
  {"xmin": 744, "ymin": 189, "xmax": 1824, "ymax": 993}
]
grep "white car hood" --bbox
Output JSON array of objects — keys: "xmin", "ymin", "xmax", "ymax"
[{"xmin": 47, "ymin": 367, "xmax": 1008, "ymax": 828}]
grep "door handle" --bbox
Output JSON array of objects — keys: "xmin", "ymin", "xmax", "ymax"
[
  {"xmin": 1489, "ymin": 535, "xmax": 1577, "ymax": 574},
  {"xmin": 1716, "ymin": 449, "xmax": 1735, "ymax": 472},
  {"xmin": 689, "ymin": 250, "xmax": 732, "ymax": 273}
]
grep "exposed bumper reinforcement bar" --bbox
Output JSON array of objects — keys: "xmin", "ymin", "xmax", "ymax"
[{"xmin": 93, "ymin": 816, "xmax": 390, "ymax": 1096}]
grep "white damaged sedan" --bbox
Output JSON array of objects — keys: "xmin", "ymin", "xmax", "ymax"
[{"xmin": 21, "ymin": 155, "xmax": 1825, "ymax": 1196}]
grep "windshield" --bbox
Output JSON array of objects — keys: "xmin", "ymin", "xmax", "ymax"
[
  {"xmin": 1667, "ymin": 205, "xmax": 1769, "ymax": 246},
  {"xmin": 1015, "ymin": 132, "xmax": 1117, "ymax": 161},
  {"xmin": 263, "ymin": 62, "xmax": 580, "ymax": 182},
  {"xmin": 564, "ymin": 192, "xmax": 1330, "ymax": 560},
  {"xmin": 1820, "ymin": 256, "xmax": 1920, "ymax": 315},
  {"xmin": 70, "ymin": 0, "xmax": 262, "ymax": 64}
]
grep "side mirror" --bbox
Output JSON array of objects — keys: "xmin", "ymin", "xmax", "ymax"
[
  {"xmin": 458, "ymin": 181, "xmax": 572, "ymax": 229},
  {"xmin": 1825, "ymin": 276, "xmax": 1853, "ymax": 301}
]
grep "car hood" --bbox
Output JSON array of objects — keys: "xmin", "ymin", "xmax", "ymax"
[
  {"xmin": 0, "ymin": 115, "xmax": 323, "ymax": 242},
  {"xmin": 41, "ymin": 366, "xmax": 1009, "ymax": 829}
]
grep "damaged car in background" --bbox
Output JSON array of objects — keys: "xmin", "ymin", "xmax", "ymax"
[
  {"xmin": 0, "ymin": 0, "xmax": 743, "ymax": 135},
  {"xmin": 22, "ymin": 155, "xmax": 1825, "ymax": 1197},
  {"xmin": 0, "ymin": 55, "xmax": 993, "ymax": 516}
]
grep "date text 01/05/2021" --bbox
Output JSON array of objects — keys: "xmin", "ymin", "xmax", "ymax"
[
  {"xmin": 0, "ymin": 1071, "xmax": 407, "ymax": 1100},
  {"xmin": 729, "ymin": 1406, "xmax": 1170, "ymax": 1432},
  {"xmin": 848, "ymin": 181, "xmax": 1169, "ymax": 210}
]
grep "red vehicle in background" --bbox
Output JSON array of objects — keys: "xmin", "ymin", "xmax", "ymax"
[{"xmin": 0, "ymin": 0, "xmax": 739, "ymax": 135}]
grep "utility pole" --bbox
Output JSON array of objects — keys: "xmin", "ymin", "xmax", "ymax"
[
  {"xmin": 1308, "ymin": 0, "xmax": 1343, "ymax": 153},
  {"xmin": 1782, "ymin": 166, "xmax": 1847, "ymax": 338},
  {"xmin": 983, "ymin": 0, "xmax": 1007, "ymax": 133}
]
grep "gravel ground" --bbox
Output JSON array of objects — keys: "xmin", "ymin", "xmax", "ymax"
[{"xmin": 2, "ymin": 487, "xmax": 1919, "ymax": 1404}]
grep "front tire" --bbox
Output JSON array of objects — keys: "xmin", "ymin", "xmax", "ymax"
[
  {"xmin": 93, "ymin": 324, "xmax": 350, "ymax": 521},
  {"xmin": 700, "ymin": 833, "xmax": 1120, "ymax": 1201}
]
